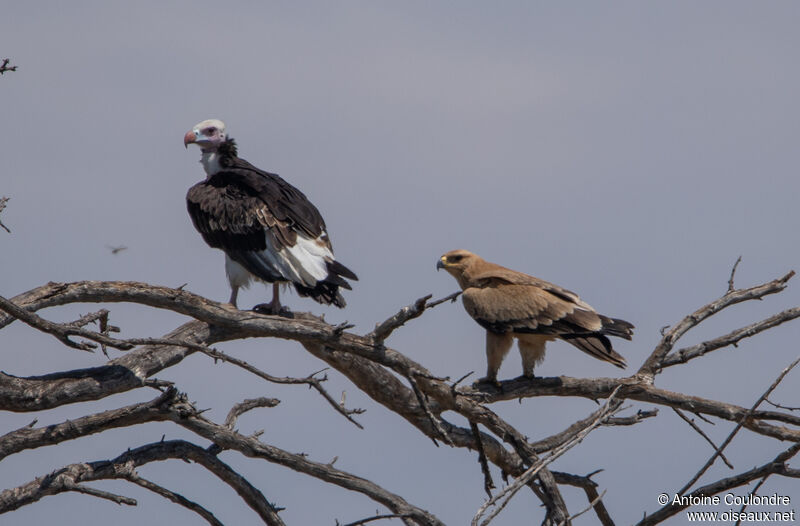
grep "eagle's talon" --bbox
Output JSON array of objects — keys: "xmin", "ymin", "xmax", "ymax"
[{"xmin": 473, "ymin": 377, "xmax": 502, "ymax": 389}]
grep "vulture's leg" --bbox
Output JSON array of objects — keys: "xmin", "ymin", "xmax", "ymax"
[
  {"xmin": 228, "ymin": 286, "xmax": 239, "ymax": 308},
  {"xmin": 253, "ymin": 283, "xmax": 293, "ymax": 318}
]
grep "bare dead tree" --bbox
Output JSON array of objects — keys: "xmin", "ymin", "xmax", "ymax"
[{"xmin": 0, "ymin": 262, "xmax": 798, "ymax": 524}]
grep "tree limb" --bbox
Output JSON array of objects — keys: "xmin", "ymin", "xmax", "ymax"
[
  {"xmin": 0, "ymin": 439, "xmax": 285, "ymax": 525},
  {"xmin": 225, "ymin": 397, "xmax": 280, "ymax": 429},
  {"xmin": 0, "ymin": 388, "xmax": 178, "ymax": 460},
  {"xmin": 3, "ymin": 275, "xmax": 799, "ymax": 525},
  {"xmin": 662, "ymin": 307, "xmax": 800, "ymax": 368},
  {"xmin": 126, "ymin": 474, "xmax": 225, "ymax": 526},
  {"xmin": 638, "ymin": 270, "xmax": 795, "ymax": 378},
  {"xmin": 163, "ymin": 395, "xmax": 445, "ymax": 526},
  {"xmin": 636, "ymin": 441, "xmax": 800, "ymax": 525},
  {"xmin": 0, "ymin": 197, "xmax": 10, "ymax": 233},
  {"xmin": 369, "ymin": 291, "xmax": 461, "ymax": 344},
  {"xmin": 675, "ymin": 356, "xmax": 800, "ymax": 496}
]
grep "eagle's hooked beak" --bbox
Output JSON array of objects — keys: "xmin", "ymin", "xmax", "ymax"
[
  {"xmin": 436, "ymin": 258, "xmax": 446, "ymax": 271},
  {"xmin": 184, "ymin": 130, "xmax": 197, "ymax": 149}
]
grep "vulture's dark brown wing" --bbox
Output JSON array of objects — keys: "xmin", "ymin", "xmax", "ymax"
[{"xmin": 186, "ymin": 146, "xmax": 356, "ymax": 306}]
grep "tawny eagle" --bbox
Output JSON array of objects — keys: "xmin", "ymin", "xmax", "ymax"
[{"xmin": 437, "ymin": 249, "xmax": 632, "ymax": 384}]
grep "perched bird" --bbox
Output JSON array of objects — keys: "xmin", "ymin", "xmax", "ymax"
[
  {"xmin": 437, "ymin": 249, "xmax": 633, "ymax": 384},
  {"xmin": 184, "ymin": 119, "xmax": 357, "ymax": 313}
]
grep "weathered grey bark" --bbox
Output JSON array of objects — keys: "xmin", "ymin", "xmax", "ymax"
[{"xmin": 0, "ymin": 269, "xmax": 798, "ymax": 524}]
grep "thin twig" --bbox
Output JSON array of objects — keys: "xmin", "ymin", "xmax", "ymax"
[
  {"xmin": 602, "ymin": 408, "xmax": 659, "ymax": 426},
  {"xmin": 426, "ymin": 290, "xmax": 462, "ymax": 308},
  {"xmin": 764, "ymin": 398, "xmax": 800, "ymax": 411},
  {"xmin": 0, "ymin": 388, "xmax": 179, "ymax": 461},
  {"xmin": 636, "ymin": 441, "xmax": 800, "ymax": 525},
  {"xmin": 472, "ymin": 386, "xmax": 624, "ymax": 526},
  {"xmin": 557, "ymin": 489, "xmax": 607, "ymax": 526},
  {"xmin": 0, "ymin": 197, "xmax": 10, "ymax": 233},
  {"xmin": 167, "ymin": 404, "xmax": 445, "ymax": 526},
  {"xmin": 734, "ymin": 475, "xmax": 770, "ymax": 526},
  {"xmin": 675, "ymin": 356, "xmax": 800, "ymax": 496},
  {"xmin": 68, "ymin": 309, "xmax": 118, "ymax": 357},
  {"xmin": 407, "ymin": 374, "xmax": 453, "ymax": 447},
  {"xmin": 638, "ymin": 270, "xmax": 795, "ymax": 377},
  {"xmin": 727, "ymin": 255, "xmax": 743, "ymax": 293},
  {"xmin": 0, "ymin": 294, "xmax": 117, "ymax": 352},
  {"xmin": 66, "ymin": 483, "xmax": 137, "ymax": 506},
  {"xmin": 672, "ymin": 408, "xmax": 734, "ymax": 469},
  {"xmin": 369, "ymin": 291, "xmax": 461, "ymax": 344},
  {"xmin": 662, "ymin": 307, "xmax": 800, "ymax": 368},
  {"xmin": 693, "ymin": 412, "xmax": 715, "ymax": 425},
  {"xmin": 225, "ymin": 397, "xmax": 281, "ymax": 429},
  {"xmin": 196, "ymin": 344, "xmax": 365, "ymax": 429},
  {"xmin": 0, "ymin": 439, "xmax": 286, "ymax": 524},
  {"xmin": 127, "ymin": 474, "xmax": 224, "ymax": 526},
  {"xmin": 469, "ymin": 421, "xmax": 495, "ymax": 497},
  {"xmin": 530, "ymin": 404, "xmax": 655, "ymax": 455},
  {"xmin": 338, "ymin": 513, "xmax": 413, "ymax": 526},
  {"xmin": 551, "ymin": 471, "xmax": 615, "ymax": 526}
]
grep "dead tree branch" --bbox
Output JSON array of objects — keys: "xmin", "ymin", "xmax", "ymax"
[
  {"xmin": 0, "ymin": 388, "xmax": 178, "ymax": 460},
  {"xmin": 161, "ymin": 394, "xmax": 445, "ymax": 526},
  {"xmin": 1, "ymin": 266, "xmax": 798, "ymax": 524},
  {"xmin": 638, "ymin": 270, "xmax": 795, "ymax": 378},
  {"xmin": 125, "ymin": 474, "xmax": 225, "ymax": 526},
  {"xmin": 662, "ymin": 307, "xmax": 800, "ymax": 368},
  {"xmin": 369, "ymin": 291, "xmax": 461, "ymax": 344},
  {"xmin": 472, "ymin": 387, "xmax": 623, "ymax": 526},
  {"xmin": 225, "ymin": 397, "xmax": 281, "ymax": 429},
  {"xmin": 727, "ymin": 255, "xmax": 743, "ymax": 293},
  {"xmin": 0, "ymin": 197, "xmax": 10, "ymax": 233},
  {"xmin": 672, "ymin": 408, "xmax": 734, "ymax": 469},
  {"xmin": 194, "ymin": 342, "xmax": 365, "ymax": 428},
  {"xmin": 0, "ymin": 439, "xmax": 285, "ymax": 525},
  {"xmin": 675, "ymin": 355, "xmax": 800, "ymax": 496},
  {"xmin": 636, "ymin": 441, "xmax": 800, "ymax": 525}
]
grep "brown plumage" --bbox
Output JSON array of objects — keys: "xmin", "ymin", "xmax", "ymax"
[{"xmin": 437, "ymin": 249, "xmax": 633, "ymax": 384}]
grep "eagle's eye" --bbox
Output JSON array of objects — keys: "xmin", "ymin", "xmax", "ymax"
[{"xmin": 448, "ymin": 255, "xmax": 463, "ymax": 263}]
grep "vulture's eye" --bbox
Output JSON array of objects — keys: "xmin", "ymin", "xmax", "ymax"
[{"xmin": 203, "ymin": 127, "xmax": 216, "ymax": 135}]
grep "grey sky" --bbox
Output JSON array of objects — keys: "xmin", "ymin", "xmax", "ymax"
[{"xmin": 2, "ymin": 2, "xmax": 799, "ymax": 524}]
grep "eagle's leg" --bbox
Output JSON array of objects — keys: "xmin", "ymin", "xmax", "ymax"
[
  {"xmin": 518, "ymin": 335, "xmax": 549, "ymax": 380},
  {"xmin": 475, "ymin": 331, "xmax": 513, "ymax": 387}
]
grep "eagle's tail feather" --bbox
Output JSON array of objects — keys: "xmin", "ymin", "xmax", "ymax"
[
  {"xmin": 599, "ymin": 315, "xmax": 634, "ymax": 340},
  {"xmin": 561, "ymin": 333, "xmax": 627, "ymax": 369}
]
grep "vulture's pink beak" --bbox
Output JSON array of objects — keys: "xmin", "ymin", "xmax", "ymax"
[{"xmin": 184, "ymin": 130, "xmax": 197, "ymax": 148}]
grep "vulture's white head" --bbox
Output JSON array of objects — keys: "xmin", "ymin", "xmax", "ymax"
[{"xmin": 184, "ymin": 119, "xmax": 227, "ymax": 152}]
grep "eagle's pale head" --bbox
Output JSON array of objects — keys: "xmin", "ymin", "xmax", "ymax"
[
  {"xmin": 437, "ymin": 249, "xmax": 481, "ymax": 288},
  {"xmin": 184, "ymin": 119, "xmax": 227, "ymax": 152}
]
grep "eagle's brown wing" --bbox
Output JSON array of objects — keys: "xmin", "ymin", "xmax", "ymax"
[{"xmin": 462, "ymin": 282, "xmax": 628, "ymax": 368}]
